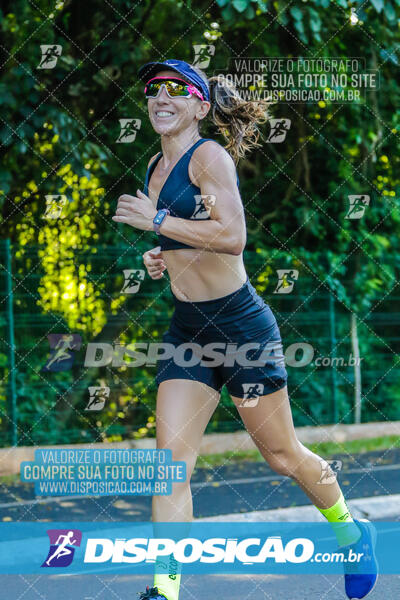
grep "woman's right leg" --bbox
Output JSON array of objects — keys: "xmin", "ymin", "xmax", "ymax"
[
  {"xmin": 153, "ymin": 378, "xmax": 220, "ymax": 522},
  {"xmin": 150, "ymin": 379, "xmax": 220, "ymax": 600}
]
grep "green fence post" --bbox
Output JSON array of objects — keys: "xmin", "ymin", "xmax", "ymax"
[
  {"xmin": 329, "ymin": 292, "xmax": 338, "ymax": 424},
  {"xmin": 5, "ymin": 238, "xmax": 17, "ymax": 446}
]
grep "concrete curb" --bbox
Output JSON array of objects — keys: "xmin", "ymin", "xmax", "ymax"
[
  {"xmin": 1, "ymin": 420, "xmax": 399, "ymax": 476},
  {"xmin": 195, "ymin": 493, "xmax": 400, "ymax": 522}
]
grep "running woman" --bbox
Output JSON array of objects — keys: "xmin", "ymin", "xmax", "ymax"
[{"xmin": 113, "ymin": 59, "xmax": 378, "ymax": 600}]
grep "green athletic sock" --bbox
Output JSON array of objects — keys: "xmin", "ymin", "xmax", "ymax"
[
  {"xmin": 153, "ymin": 553, "xmax": 182, "ymax": 600},
  {"xmin": 317, "ymin": 491, "xmax": 362, "ymax": 547}
]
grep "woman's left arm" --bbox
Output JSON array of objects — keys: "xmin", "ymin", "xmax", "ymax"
[{"xmin": 113, "ymin": 143, "xmax": 247, "ymax": 255}]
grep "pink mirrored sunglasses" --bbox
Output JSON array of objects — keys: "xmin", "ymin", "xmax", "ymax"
[{"xmin": 144, "ymin": 76, "xmax": 205, "ymax": 101}]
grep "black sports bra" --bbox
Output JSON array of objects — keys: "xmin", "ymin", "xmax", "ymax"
[{"xmin": 143, "ymin": 138, "xmax": 240, "ymax": 251}]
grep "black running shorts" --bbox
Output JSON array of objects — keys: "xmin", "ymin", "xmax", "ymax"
[{"xmin": 156, "ymin": 277, "xmax": 288, "ymax": 400}]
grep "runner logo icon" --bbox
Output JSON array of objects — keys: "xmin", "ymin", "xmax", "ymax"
[{"xmin": 41, "ymin": 529, "xmax": 82, "ymax": 567}]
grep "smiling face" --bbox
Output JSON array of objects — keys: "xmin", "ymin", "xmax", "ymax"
[{"xmin": 146, "ymin": 69, "xmax": 210, "ymax": 136}]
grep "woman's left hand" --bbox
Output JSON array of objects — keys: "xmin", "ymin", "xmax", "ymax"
[{"xmin": 112, "ymin": 190, "xmax": 157, "ymax": 231}]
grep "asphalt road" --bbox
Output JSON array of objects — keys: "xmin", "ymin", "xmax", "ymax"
[
  {"xmin": 1, "ymin": 447, "xmax": 400, "ymax": 598},
  {"xmin": 1, "ymin": 561, "xmax": 399, "ymax": 600}
]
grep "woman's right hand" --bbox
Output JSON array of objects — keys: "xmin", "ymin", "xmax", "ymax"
[{"xmin": 143, "ymin": 246, "xmax": 167, "ymax": 279}]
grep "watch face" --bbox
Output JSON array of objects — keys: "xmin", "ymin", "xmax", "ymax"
[{"xmin": 154, "ymin": 210, "xmax": 166, "ymax": 231}]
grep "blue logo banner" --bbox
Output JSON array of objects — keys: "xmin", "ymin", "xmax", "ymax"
[{"xmin": 0, "ymin": 521, "xmax": 398, "ymax": 574}]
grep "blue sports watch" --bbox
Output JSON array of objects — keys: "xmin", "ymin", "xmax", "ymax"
[{"xmin": 153, "ymin": 208, "xmax": 170, "ymax": 234}]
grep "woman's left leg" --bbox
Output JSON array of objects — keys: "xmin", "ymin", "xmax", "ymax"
[
  {"xmin": 230, "ymin": 385, "xmax": 361, "ymax": 546},
  {"xmin": 231, "ymin": 384, "xmax": 382, "ymax": 599}
]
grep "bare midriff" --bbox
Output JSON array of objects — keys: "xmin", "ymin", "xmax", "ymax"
[{"xmin": 162, "ymin": 248, "xmax": 247, "ymax": 302}]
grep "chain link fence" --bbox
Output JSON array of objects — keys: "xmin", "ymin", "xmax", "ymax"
[{"xmin": 1, "ymin": 239, "xmax": 399, "ymax": 447}]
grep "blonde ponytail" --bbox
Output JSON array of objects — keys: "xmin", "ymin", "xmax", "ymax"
[{"xmin": 191, "ymin": 65, "xmax": 271, "ymax": 164}]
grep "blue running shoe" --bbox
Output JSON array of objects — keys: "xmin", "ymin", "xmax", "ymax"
[
  {"xmin": 137, "ymin": 585, "xmax": 168, "ymax": 600},
  {"xmin": 342, "ymin": 518, "xmax": 379, "ymax": 599}
]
